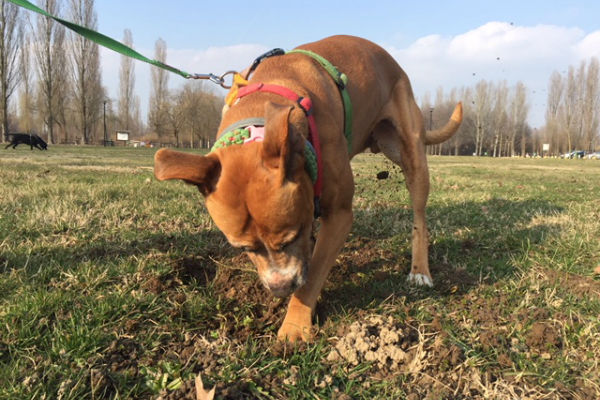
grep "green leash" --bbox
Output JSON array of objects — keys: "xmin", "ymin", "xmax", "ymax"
[{"xmin": 7, "ymin": 0, "xmax": 229, "ymax": 85}]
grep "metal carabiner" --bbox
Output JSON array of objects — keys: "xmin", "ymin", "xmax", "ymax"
[
  {"xmin": 188, "ymin": 71, "xmax": 239, "ymax": 89},
  {"xmin": 218, "ymin": 71, "xmax": 239, "ymax": 89}
]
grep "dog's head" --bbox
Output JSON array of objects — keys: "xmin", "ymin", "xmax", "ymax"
[
  {"xmin": 35, "ymin": 136, "xmax": 48, "ymax": 150},
  {"xmin": 154, "ymin": 102, "xmax": 314, "ymax": 297}
]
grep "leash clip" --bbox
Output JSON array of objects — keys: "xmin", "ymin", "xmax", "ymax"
[
  {"xmin": 189, "ymin": 73, "xmax": 224, "ymax": 86},
  {"xmin": 188, "ymin": 71, "xmax": 239, "ymax": 89}
]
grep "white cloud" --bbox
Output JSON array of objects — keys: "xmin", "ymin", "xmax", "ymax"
[
  {"xmin": 448, "ymin": 22, "xmax": 583, "ymax": 62},
  {"xmin": 576, "ymin": 31, "xmax": 600, "ymax": 59},
  {"xmin": 384, "ymin": 22, "xmax": 600, "ymax": 127}
]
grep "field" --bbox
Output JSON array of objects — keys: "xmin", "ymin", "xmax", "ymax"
[{"xmin": 1, "ymin": 146, "xmax": 599, "ymax": 399}]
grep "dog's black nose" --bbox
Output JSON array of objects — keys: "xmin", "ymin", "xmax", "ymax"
[{"xmin": 267, "ymin": 279, "xmax": 297, "ymax": 298}]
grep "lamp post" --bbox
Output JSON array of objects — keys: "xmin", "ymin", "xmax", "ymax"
[
  {"xmin": 429, "ymin": 107, "xmax": 433, "ymax": 131},
  {"xmin": 429, "ymin": 108, "xmax": 434, "ymax": 155},
  {"xmin": 103, "ymin": 100, "xmax": 108, "ymax": 146}
]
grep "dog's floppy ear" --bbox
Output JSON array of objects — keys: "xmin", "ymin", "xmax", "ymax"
[
  {"xmin": 154, "ymin": 149, "xmax": 221, "ymax": 196},
  {"xmin": 261, "ymin": 102, "xmax": 306, "ymax": 182}
]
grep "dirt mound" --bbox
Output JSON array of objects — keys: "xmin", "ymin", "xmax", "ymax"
[{"xmin": 326, "ymin": 315, "xmax": 419, "ymax": 371}]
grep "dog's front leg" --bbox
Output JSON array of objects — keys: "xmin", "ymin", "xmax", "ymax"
[{"xmin": 278, "ymin": 207, "xmax": 353, "ymax": 342}]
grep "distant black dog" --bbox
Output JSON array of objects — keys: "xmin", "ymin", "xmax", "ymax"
[{"xmin": 5, "ymin": 133, "xmax": 48, "ymax": 150}]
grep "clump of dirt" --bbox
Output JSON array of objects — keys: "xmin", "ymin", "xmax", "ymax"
[
  {"xmin": 376, "ymin": 171, "xmax": 389, "ymax": 180},
  {"xmin": 143, "ymin": 275, "xmax": 165, "ymax": 294},
  {"xmin": 525, "ymin": 321, "xmax": 561, "ymax": 351},
  {"xmin": 88, "ymin": 337, "xmax": 142, "ymax": 397},
  {"xmin": 104, "ymin": 337, "xmax": 142, "ymax": 373},
  {"xmin": 326, "ymin": 315, "xmax": 418, "ymax": 371}
]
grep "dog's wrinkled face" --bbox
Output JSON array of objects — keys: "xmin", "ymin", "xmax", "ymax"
[
  {"xmin": 154, "ymin": 102, "xmax": 314, "ymax": 298},
  {"xmin": 206, "ymin": 145, "xmax": 314, "ymax": 297}
]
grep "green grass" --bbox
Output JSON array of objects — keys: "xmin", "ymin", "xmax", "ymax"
[{"xmin": 1, "ymin": 146, "xmax": 599, "ymax": 399}]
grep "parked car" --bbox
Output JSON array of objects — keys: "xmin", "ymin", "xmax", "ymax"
[
  {"xmin": 586, "ymin": 151, "xmax": 600, "ymax": 160},
  {"xmin": 561, "ymin": 150, "xmax": 585, "ymax": 159}
]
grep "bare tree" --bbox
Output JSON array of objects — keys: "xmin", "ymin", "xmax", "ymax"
[
  {"xmin": 197, "ymin": 87, "xmax": 221, "ymax": 147},
  {"xmin": 118, "ymin": 28, "xmax": 137, "ymax": 134},
  {"xmin": 429, "ymin": 86, "xmax": 457, "ymax": 155},
  {"xmin": 582, "ymin": 58, "xmax": 599, "ymax": 151},
  {"xmin": 17, "ymin": 31, "xmax": 34, "ymax": 133},
  {"xmin": 506, "ymin": 82, "xmax": 529, "ymax": 156},
  {"xmin": 148, "ymin": 38, "xmax": 169, "ymax": 140},
  {"xmin": 68, "ymin": 0, "xmax": 102, "ymax": 144},
  {"xmin": 33, "ymin": 0, "xmax": 67, "ymax": 144},
  {"xmin": 516, "ymin": 82, "xmax": 530, "ymax": 156},
  {"xmin": 491, "ymin": 81, "xmax": 508, "ymax": 157},
  {"xmin": 168, "ymin": 89, "xmax": 185, "ymax": 147},
  {"xmin": 545, "ymin": 71, "xmax": 564, "ymax": 155},
  {"xmin": 451, "ymin": 86, "xmax": 474, "ymax": 155},
  {"xmin": 170, "ymin": 81, "xmax": 222, "ymax": 148},
  {"xmin": 473, "ymin": 80, "xmax": 492, "ymax": 156},
  {"xmin": 0, "ymin": 0, "xmax": 22, "ymax": 142},
  {"xmin": 561, "ymin": 66, "xmax": 580, "ymax": 153}
]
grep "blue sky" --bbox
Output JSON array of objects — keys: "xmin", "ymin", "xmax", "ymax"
[{"xmin": 91, "ymin": 0, "xmax": 600, "ymax": 128}]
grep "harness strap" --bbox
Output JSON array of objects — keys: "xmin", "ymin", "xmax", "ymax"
[
  {"xmin": 233, "ymin": 48, "xmax": 353, "ymax": 153},
  {"xmin": 237, "ymin": 83, "xmax": 323, "ymax": 199},
  {"xmin": 247, "ymin": 48, "xmax": 286, "ymax": 77},
  {"xmin": 288, "ymin": 49, "xmax": 353, "ymax": 152}
]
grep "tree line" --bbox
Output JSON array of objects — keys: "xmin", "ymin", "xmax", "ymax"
[
  {"xmin": 421, "ymin": 81, "xmax": 532, "ymax": 157},
  {"xmin": 1, "ymin": 0, "xmax": 598, "ymax": 152},
  {"xmin": 0, "ymin": 0, "xmax": 221, "ymax": 147},
  {"xmin": 422, "ymin": 57, "xmax": 599, "ymax": 157}
]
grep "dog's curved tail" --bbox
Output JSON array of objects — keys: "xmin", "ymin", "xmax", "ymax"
[{"xmin": 424, "ymin": 102, "xmax": 463, "ymax": 145}]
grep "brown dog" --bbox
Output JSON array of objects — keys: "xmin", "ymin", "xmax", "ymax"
[{"xmin": 154, "ymin": 35, "xmax": 462, "ymax": 342}]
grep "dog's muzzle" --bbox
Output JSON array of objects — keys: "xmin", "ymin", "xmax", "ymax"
[{"xmin": 263, "ymin": 262, "xmax": 308, "ymax": 298}]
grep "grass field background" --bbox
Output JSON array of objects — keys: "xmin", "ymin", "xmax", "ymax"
[{"xmin": 1, "ymin": 146, "xmax": 599, "ymax": 399}]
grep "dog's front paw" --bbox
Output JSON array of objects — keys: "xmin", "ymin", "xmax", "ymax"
[
  {"xmin": 277, "ymin": 304, "xmax": 313, "ymax": 342},
  {"xmin": 407, "ymin": 273, "xmax": 433, "ymax": 287}
]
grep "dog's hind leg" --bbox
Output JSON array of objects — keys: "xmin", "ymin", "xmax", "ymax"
[{"xmin": 373, "ymin": 79, "xmax": 434, "ymax": 287}]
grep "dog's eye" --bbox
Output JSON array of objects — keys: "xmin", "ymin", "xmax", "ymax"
[
  {"xmin": 273, "ymin": 230, "xmax": 302, "ymax": 252},
  {"xmin": 273, "ymin": 243, "xmax": 286, "ymax": 252},
  {"xmin": 274, "ymin": 238, "xmax": 295, "ymax": 252}
]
